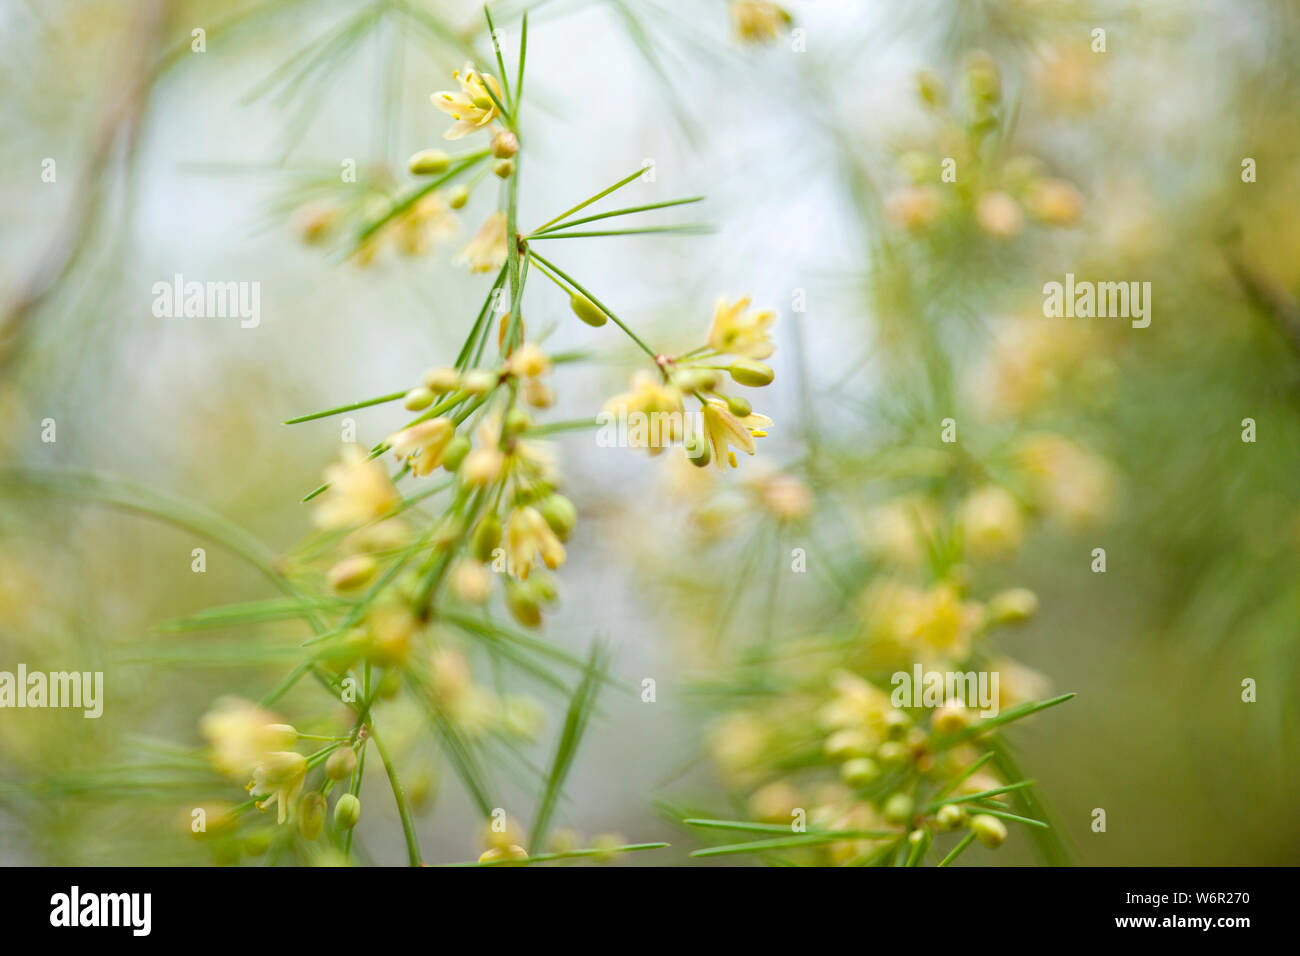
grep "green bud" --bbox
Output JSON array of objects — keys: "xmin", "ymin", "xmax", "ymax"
[
  {"xmin": 724, "ymin": 394, "xmax": 752, "ymax": 417},
  {"xmin": 472, "ymin": 515, "xmax": 502, "ymax": 562},
  {"xmin": 728, "ymin": 358, "xmax": 775, "ymax": 387},
  {"xmin": 241, "ymin": 827, "xmax": 274, "ymax": 857},
  {"xmin": 684, "ymin": 433, "xmax": 711, "ymax": 467},
  {"xmin": 987, "ymin": 587, "xmax": 1039, "ymax": 625},
  {"xmin": 334, "ymin": 794, "xmax": 362, "ymax": 831},
  {"xmin": 326, "ymin": 747, "xmax": 357, "ymax": 781},
  {"xmin": 917, "ymin": 70, "xmax": 946, "ymax": 108},
  {"xmin": 403, "ymin": 386, "xmax": 435, "ymax": 411},
  {"xmin": 504, "ymin": 408, "xmax": 531, "ymax": 436},
  {"xmin": 569, "ymin": 294, "xmax": 608, "ymax": 327},
  {"xmin": 673, "ymin": 368, "xmax": 719, "ymax": 392},
  {"xmin": 505, "ymin": 579, "xmax": 542, "ymax": 629},
  {"xmin": 970, "ymin": 813, "xmax": 1007, "ymax": 848},
  {"xmin": 840, "ymin": 757, "xmax": 880, "ymax": 788},
  {"xmin": 936, "ymin": 804, "xmax": 966, "ymax": 830},
  {"xmin": 877, "ymin": 741, "xmax": 908, "ymax": 765},
  {"xmin": 442, "ymin": 435, "xmax": 471, "ymax": 472},
  {"xmin": 882, "ymin": 793, "xmax": 914, "ymax": 826},
  {"xmin": 825, "ymin": 729, "xmax": 872, "ymax": 761},
  {"xmin": 299, "ymin": 792, "xmax": 327, "ymax": 840},
  {"xmin": 538, "ymin": 494, "xmax": 578, "ymax": 540},
  {"xmin": 408, "ymin": 149, "xmax": 451, "ymax": 175},
  {"xmin": 529, "ymin": 573, "xmax": 558, "ymax": 603},
  {"xmin": 448, "ymin": 185, "xmax": 471, "ymax": 209},
  {"xmin": 493, "ymin": 159, "xmax": 515, "ymax": 179}
]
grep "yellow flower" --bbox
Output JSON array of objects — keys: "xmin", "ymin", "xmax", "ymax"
[
  {"xmin": 708, "ymin": 296, "xmax": 777, "ymax": 359},
  {"xmin": 1017, "ymin": 433, "xmax": 1115, "ymax": 528},
  {"xmin": 248, "ymin": 751, "xmax": 308, "ymax": 825},
  {"xmin": 731, "ymin": 1, "xmax": 792, "ymax": 45},
  {"xmin": 388, "ymin": 418, "xmax": 456, "ymax": 477},
  {"xmin": 431, "ymin": 64, "xmax": 504, "ymax": 140},
  {"xmin": 1026, "ymin": 178, "xmax": 1084, "ymax": 226},
  {"xmin": 199, "ymin": 697, "xmax": 297, "ymax": 779},
  {"xmin": 456, "ymin": 210, "xmax": 509, "ymax": 273},
  {"xmin": 313, "ymin": 445, "xmax": 400, "ymax": 529},
  {"xmin": 896, "ymin": 584, "xmax": 984, "ymax": 662},
  {"xmin": 701, "ymin": 398, "xmax": 771, "ymax": 470},
  {"xmin": 505, "ymin": 506, "xmax": 566, "ymax": 579},
  {"xmin": 959, "ymin": 485, "xmax": 1025, "ymax": 561},
  {"xmin": 396, "ymin": 192, "xmax": 458, "ymax": 255}
]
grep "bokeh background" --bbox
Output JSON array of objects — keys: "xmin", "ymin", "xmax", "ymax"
[{"xmin": 2, "ymin": 0, "xmax": 1298, "ymax": 865}]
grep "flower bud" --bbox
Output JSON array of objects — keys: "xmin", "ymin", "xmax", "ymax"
[
  {"xmin": 493, "ymin": 159, "xmax": 515, "ymax": 179},
  {"xmin": 537, "ymin": 494, "xmax": 577, "ymax": 541},
  {"xmin": 472, "ymin": 515, "xmax": 502, "ymax": 562},
  {"xmin": 327, "ymin": 554, "xmax": 379, "ymax": 590},
  {"xmin": 569, "ymin": 294, "xmax": 608, "ymax": 327},
  {"xmin": 724, "ymin": 394, "xmax": 752, "ymax": 418},
  {"xmin": 478, "ymin": 844, "xmax": 529, "ymax": 864},
  {"xmin": 970, "ymin": 813, "xmax": 1007, "ymax": 848},
  {"xmin": 298, "ymin": 792, "xmax": 327, "ymax": 840},
  {"xmin": 988, "ymin": 587, "xmax": 1039, "ymax": 625},
  {"xmin": 674, "ymin": 368, "xmax": 719, "ymax": 392},
  {"xmin": 917, "ymin": 69, "xmax": 946, "ymax": 108},
  {"xmin": 524, "ymin": 379, "xmax": 555, "ymax": 409},
  {"xmin": 877, "ymin": 741, "xmax": 908, "ymax": 765},
  {"xmin": 460, "ymin": 369, "xmax": 496, "ymax": 395},
  {"xmin": 882, "ymin": 793, "xmax": 914, "ymax": 826},
  {"xmin": 936, "ymin": 804, "xmax": 966, "ymax": 830},
  {"xmin": 684, "ymin": 433, "xmax": 711, "ymax": 467},
  {"xmin": 442, "ymin": 435, "xmax": 471, "ymax": 471},
  {"xmin": 728, "ymin": 358, "xmax": 775, "ymax": 387},
  {"xmin": 452, "ymin": 559, "xmax": 493, "ymax": 604},
  {"xmin": 825, "ymin": 728, "xmax": 872, "ymax": 761},
  {"xmin": 333, "ymin": 793, "xmax": 361, "ymax": 830},
  {"xmin": 932, "ymin": 699, "xmax": 969, "ymax": 734},
  {"xmin": 423, "ymin": 366, "xmax": 460, "ymax": 393},
  {"xmin": 504, "ymin": 408, "xmax": 531, "ymax": 435},
  {"xmin": 840, "ymin": 757, "xmax": 880, "ymax": 788},
  {"xmin": 408, "ymin": 149, "xmax": 451, "ymax": 175},
  {"xmin": 505, "ymin": 578, "xmax": 542, "ymax": 628},
  {"xmin": 448, "ymin": 184, "xmax": 471, "ymax": 209},
  {"xmin": 491, "ymin": 130, "xmax": 520, "ymax": 158},
  {"xmin": 325, "ymin": 747, "xmax": 357, "ymax": 781},
  {"xmin": 403, "ymin": 386, "xmax": 435, "ymax": 411}
]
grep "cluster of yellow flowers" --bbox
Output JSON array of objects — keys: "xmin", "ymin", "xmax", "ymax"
[{"xmin": 603, "ymin": 296, "xmax": 777, "ymax": 470}]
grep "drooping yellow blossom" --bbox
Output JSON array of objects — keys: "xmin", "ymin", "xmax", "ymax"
[
  {"xmin": 199, "ymin": 697, "xmax": 297, "ymax": 779},
  {"xmin": 431, "ymin": 64, "xmax": 504, "ymax": 140},
  {"xmin": 388, "ymin": 418, "xmax": 456, "ymax": 477},
  {"xmin": 707, "ymin": 296, "xmax": 777, "ymax": 359},
  {"xmin": 456, "ymin": 210, "xmax": 509, "ymax": 273},
  {"xmin": 730, "ymin": 1, "xmax": 792, "ymax": 45},
  {"xmin": 701, "ymin": 398, "xmax": 771, "ymax": 470},
  {"xmin": 247, "ymin": 751, "xmax": 308, "ymax": 825},
  {"xmin": 313, "ymin": 445, "xmax": 400, "ymax": 529},
  {"xmin": 505, "ymin": 505, "xmax": 566, "ymax": 579}
]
